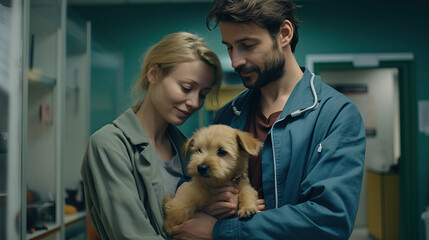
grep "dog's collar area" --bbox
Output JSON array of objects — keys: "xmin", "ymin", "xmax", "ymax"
[{"xmin": 231, "ymin": 174, "xmax": 242, "ymax": 184}]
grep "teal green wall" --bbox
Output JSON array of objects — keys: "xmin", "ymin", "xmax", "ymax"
[
  {"xmin": 73, "ymin": 3, "xmax": 224, "ymax": 137},
  {"xmin": 72, "ymin": 1, "xmax": 429, "ymax": 239},
  {"xmin": 292, "ymin": 4, "xmax": 429, "ymax": 239}
]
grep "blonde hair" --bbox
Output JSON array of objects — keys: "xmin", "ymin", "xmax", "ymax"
[{"xmin": 132, "ymin": 32, "xmax": 222, "ymax": 111}]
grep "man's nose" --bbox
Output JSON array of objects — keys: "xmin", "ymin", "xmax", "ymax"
[{"xmin": 230, "ymin": 50, "xmax": 246, "ymax": 69}]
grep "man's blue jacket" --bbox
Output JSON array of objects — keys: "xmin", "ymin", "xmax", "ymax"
[{"xmin": 212, "ymin": 68, "xmax": 366, "ymax": 240}]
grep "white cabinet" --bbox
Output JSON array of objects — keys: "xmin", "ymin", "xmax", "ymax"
[
  {"xmin": 64, "ymin": 13, "xmax": 90, "ymax": 193},
  {"xmin": 63, "ymin": 11, "xmax": 91, "ymax": 240},
  {"xmin": 22, "ymin": 0, "xmax": 66, "ymax": 238},
  {"xmin": 1, "ymin": 0, "xmax": 90, "ymax": 238},
  {"xmin": 1, "ymin": 0, "xmax": 23, "ymax": 239},
  {"xmin": 18, "ymin": 0, "xmax": 90, "ymax": 239}
]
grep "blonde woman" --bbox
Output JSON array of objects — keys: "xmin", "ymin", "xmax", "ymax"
[{"xmin": 81, "ymin": 32, "xmax": 223, "ymax": 239}]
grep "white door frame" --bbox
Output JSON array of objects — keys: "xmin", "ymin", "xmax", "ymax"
[{"xmin": 305, "ymin": 53, "xmax": 414, "ymax": 72}]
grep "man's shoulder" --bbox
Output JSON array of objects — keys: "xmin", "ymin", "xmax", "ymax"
[
  {"xmin": 213, "ymin": 89, "xmax": 252, "ymax": 124},
  {"xmin": 316, "ymin": 81, "xmax": 363, "ymax": 127},
  {"xmin": 319, "ymin": 81, "xmax": 357, "ymax": 107},
  {"xmin": 213, "ymin": 102, "xmax": 235, "ymax": 124}
]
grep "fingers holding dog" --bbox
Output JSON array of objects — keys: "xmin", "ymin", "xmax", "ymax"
[
  {"xmin": 171, "ymin": 212, "xmax": 216, "ymax": 240},
  {"xmin": 203, "ymin": 182, "xmax": 238, "ymax": 219},
  {"xmin": 257, "ymin": 199, "xmax": 266, "ymax": 212},
  {"xmin": 175, "ymin": 181, "xmax": 190, "ymax": 198}
]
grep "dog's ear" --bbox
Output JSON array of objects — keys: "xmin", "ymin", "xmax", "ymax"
[
  {"xmin": 182, "ymin": 137, "xmax": 195, "ymax": 158},
  {"xmin": 235, "ymin": 131, "xmax": 262, "ymax": 157}
]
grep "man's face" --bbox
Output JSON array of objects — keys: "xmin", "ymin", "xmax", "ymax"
[{"xmin": 219, "ymin": 21, "xmax": 285, "ymax": 89}]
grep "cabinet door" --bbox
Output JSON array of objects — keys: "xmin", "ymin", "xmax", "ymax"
[
  {"xmin": 63, "ymin": 12, "xmax": 91, "ymax": 237},
  {"xmin": 64, "ymin": 15, "xmax": 90, "ymax": 196},
  {"xmin": 1, "ymin": 0, "xmax": 23, "ymax": 239},
  {"xmin": 23, "ymin": 0, "xmax": 66, "ymax": 239}
]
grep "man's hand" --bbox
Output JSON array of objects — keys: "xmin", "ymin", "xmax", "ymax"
[
  {"xmin": 175, "ymin": 181, "xmax": 190, "ymax": 198},
  {"xmin": 203, "ymin": 181, "xmax": 238, "ymax": 219},
  {"xmin": 171, "ymin": 212, "xmax": 217, "ymax": 240},
  {"xmin": 257, "ymin": 199, "xmax": 265, "ymax": 212}
]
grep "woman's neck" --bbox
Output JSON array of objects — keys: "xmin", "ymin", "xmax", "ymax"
[
  {"xmin": 135, "ymin": 99, "xmax": 169, "ymax": 147},
  {"xmin": 136, "ymin": 100, "xmax": 174, "ymax": 162}
]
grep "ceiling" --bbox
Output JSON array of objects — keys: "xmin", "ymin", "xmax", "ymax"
[
  {"xmin": 67, "ymin": 0, "xmax": 337, "ymax": 5},
  {"xmin": 68, "ymin": 0, "xmax": 213, "ymax": 5}
]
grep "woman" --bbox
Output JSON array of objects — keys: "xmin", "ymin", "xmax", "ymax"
[{"xmin": 81, "ymin": 32, "xmax": 223, "ymax": 239}]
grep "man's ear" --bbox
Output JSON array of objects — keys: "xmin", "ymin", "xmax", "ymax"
[
  {"xmin": 278, "ymin": 20, "xmax": 294, "ymax": 48},
  {"xmin": 147, "ymin": 64, "xmax": 160, "ymax": 84}
]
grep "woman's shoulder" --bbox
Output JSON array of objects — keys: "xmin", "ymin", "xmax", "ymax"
[{"xmin": 89, "ymin": 124, "xmax": 128, "ymax": 150}]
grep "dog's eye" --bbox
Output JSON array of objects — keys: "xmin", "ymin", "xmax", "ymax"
[
  {"xmin": 217, "ymin": 148, "xmax": 227, "ymax": 156},
  {"xmin": 197, "ymin": 148, "xmax": 202, "ymax": 153}
]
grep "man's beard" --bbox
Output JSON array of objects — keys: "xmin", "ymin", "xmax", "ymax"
[{"xmin": 235, "ymin": 47, "xmax": 285, "ymax": 89}]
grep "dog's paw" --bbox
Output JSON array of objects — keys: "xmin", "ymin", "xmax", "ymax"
[{"xmin": 237, "ymin": 207, "xmax": 257, "ymax": 219}]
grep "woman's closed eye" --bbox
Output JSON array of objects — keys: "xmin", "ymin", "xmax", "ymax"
[{"xmin": 181, "ymin": 86, "xmax": 192, "ymax": 93}]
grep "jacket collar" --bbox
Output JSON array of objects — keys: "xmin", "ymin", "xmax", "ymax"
[
  {"xmin": 279, "ymin": 67, "xmax": 321, "ymax": 119},
  {"xmin": 113, "ymin": 108, "xmax": 150, "ymax": 146},
  {"xmin": 231, "ymin": 67, "xmax": 321, "ymax": 122},
  {"xmin": 113, "ymin": 108, "xmax": 190, "ymax": 177}
]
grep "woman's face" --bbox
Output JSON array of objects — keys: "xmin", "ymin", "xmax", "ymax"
[{"xmin": 149, "ymin": 60, "xmax": 215, "ymax": 126}]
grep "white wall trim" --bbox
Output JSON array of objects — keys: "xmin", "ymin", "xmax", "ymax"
[{"xmin": 306, "ymin": 53, "xmax": 414, "ymax": 72}]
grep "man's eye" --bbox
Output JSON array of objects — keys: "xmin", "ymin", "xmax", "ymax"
[
  {"xmin": 241, "ymin": 44, "xmax": 255, "ymax": 50},
  {"xmin": 217, "ymin": 148, "xmax": 227, "ymax": 156}
]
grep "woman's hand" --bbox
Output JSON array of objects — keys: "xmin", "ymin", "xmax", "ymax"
[{"xmin": 203, "ymin": 181, "xmax": 238, "ymax": 219}]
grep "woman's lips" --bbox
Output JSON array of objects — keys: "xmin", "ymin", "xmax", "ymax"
[{"xmin": 176, "ymin": 108, "xmax": 191, "ymax": 118}]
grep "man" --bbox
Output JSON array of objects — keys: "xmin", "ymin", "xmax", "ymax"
[{"xmin": 172, "ymin": 0, "xmax": 366, "ymax": 239}]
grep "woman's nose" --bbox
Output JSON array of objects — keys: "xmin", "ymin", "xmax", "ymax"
[{"xmin": 186, "ymin": 93, "xmax": 201, "ymax": 109}]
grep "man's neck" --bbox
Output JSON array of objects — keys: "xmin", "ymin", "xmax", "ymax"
[{"xmin": 258, "ymin": 56, "xmax": 303, "ymax": 117}]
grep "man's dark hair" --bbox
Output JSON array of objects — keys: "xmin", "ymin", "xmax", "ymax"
[{"xmin": 206, "ymin": 0, "xmax": 300, "ymax": 53}]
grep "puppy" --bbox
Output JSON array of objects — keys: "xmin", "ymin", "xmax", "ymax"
[{"xmin": 163, "ymin": 124, "xmax": 262, "ymax": 236}]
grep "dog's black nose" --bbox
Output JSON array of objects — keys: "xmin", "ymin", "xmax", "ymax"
[{"xmin": 198, "ymin": 164, "xmax": 210, "ymax": 176}]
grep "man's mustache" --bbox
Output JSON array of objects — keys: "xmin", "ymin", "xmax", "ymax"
[{"xmin": 235, "ymin": 65, "xmax": 259, "ymax": 74}]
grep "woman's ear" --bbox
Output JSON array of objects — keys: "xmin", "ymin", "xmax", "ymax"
[
  {"xmin": 278, "ymin": 20, "xmax": 294, "ymax": 48},
  {"xmin": 147, "ymin": 64, "xmax": 160, "ymax": 84}
]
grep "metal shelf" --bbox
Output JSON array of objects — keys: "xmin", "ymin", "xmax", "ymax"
[{"xmin": 28, "ymin": 69, "xmax": 57, "ymax": 87}]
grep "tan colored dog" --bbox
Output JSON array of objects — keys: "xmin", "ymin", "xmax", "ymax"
[{"xmin": 163, "ymin": 124, "xmax": 262, "ymax": 236}]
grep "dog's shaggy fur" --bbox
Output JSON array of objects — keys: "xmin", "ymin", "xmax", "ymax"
[{"xmin": 163, "ymin": 124, "xmax": 262, "ymax": 236}]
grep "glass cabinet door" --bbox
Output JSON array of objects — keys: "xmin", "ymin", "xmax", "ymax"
[
  {"xmin": 1, "ymin": 0, "xmax": 23, "ymax": 239},
  {"xmin": 23, "ymin": 0, "xmax": 66, "ymax": 238}
]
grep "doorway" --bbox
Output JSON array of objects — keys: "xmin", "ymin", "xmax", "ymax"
[
  {"xmin": 321, "ymin": 68, "xmax": 400, "ymax": 239},
  {"xmin": 306, "ymin": 53, "xmax": 418, "ymax": 240}
]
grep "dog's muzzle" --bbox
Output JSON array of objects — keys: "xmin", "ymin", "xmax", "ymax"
[{"xmin": 197, "ymin": 164, "xmax": 210, "ymax": 178}]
